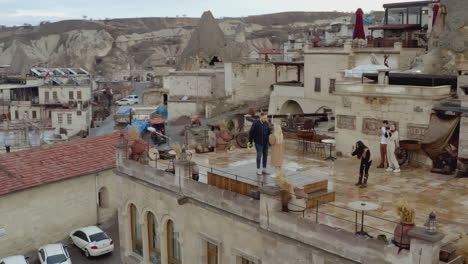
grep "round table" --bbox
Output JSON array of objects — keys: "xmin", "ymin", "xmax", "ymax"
[
  {"xmin": 347, "ymin": 201, "xmax": 379, "ymax": 238},
  {"xmin": 321, "ymin": 139, "xmax": 336, "ymax": 161}
]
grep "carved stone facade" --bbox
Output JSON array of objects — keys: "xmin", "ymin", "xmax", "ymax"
[
  {"xmin": 362, "ymin": 118, "xmax": 399, "ymax": 135},
  {"xmin": 407, "ymin": 124, "xmax": 429, "ymax": 141},
  {"xmin": 336, "ymin": 115, "xmax": 356, "ymax": 130}
]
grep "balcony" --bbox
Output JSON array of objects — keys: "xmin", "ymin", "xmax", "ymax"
[{"xmin": 272, "ymin": 82, "xmax": 304, "ymax": 98}]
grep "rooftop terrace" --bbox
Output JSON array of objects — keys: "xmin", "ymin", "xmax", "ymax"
[{"xmin": 115, "ymin": 136, "xmax": 468, "ymax": 262}]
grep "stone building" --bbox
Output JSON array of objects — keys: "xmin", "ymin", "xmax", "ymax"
[
  {"xmin": 334, "ymin": 74, "xmax": 452, "ymax": 164},
  {"xmin": 268, "ymin": 42, "xmax": 421, "ymax": 116},
  {"xmin": 1, "ymin": 68, "xmax": 93, "ymax": 138},
  {"xmin": 114, "ymin": 143, "xmax": 446, "ymax": 264},
  {"xmin": 0, "ymin": 133, "xmax": 121, "ymax": 257}
]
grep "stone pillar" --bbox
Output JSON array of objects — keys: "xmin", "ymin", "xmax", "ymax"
[
  {"xmin": 408, "ymin": 227, "xmax": 445, "ymax": 264},
  {"xmin": 394, "ymin": 42, "xmax": 403, "ymax": 51},
  {"xmin": 114, "ymin": 134, "xmax": 128, "ymax": 167},
  {"xmin": 174, "ymin": 160, "xmax": 192, "ymax": 188},
  {"xmin": 344, "ymin": 40, "xmax": 352, "ymax": 52},
  {"xmin": 258, "ymin": 186, "xmax": 282, "ymax": 230},
  {"xmin": 378, "ymin": 69, "xmax": 390, "ymax": 85}
]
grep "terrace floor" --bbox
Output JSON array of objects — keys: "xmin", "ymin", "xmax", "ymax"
[{"xmin": 188, "ymin": 140, "xmax": 468, "ymax": 244}]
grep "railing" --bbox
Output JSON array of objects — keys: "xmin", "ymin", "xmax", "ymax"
[{"xmin": 120, "ymin": 138, "xmax": 399, "ymax": 240}]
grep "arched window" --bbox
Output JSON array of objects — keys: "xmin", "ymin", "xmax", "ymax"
[
  {"xmin": 98, "ymin": 187, "xmax": 109, "ymax": 208},
  {"xmin": 130, "ymin": 204, "xmax": 143, "ymax": 255},
  {"xmin": 167, "ymin": 220, "xmax": 181, "ymax": 264},
  {"xmin": 147, "ymin": 212, "xmax": 161, "ymax": 264}
]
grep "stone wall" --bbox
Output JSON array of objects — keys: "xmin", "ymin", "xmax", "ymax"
[
  {"xmin": 334, "ymin": 83, "xmax": 451, "ymax": 164},
  {"xmin": 167, "ymin": 100, "xmax": 201, "ymax": 120},
  {"xmin": 165, "ymin": 74, "xmax": 214, "ymax": 98},
  {"xmin": 227, "ymin": 62, "xmax": 296, "ymax": 105},
  {"xmin": 115, "ymin": 150, "xmax": 419, "ymax": 264},
  {"xmin": 0, "ymin": 169, "xmax": 118, "ymax": 257}
]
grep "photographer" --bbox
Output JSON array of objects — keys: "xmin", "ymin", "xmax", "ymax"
[
  {"xmin": 351, "ymin": 141, "xmax": 372, "ymax": 188},
  {"xmin": 385, "ymin": 124, "xmax": 400, "ymax": 173}
]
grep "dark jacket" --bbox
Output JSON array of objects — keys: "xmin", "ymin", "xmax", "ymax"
[{"xmin": 249, "ymin": 120, "xmax": 271, "ymax": 145}]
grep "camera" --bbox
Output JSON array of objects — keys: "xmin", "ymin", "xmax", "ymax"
[{"xmin": 385, "ymin": 126, "xmax": 390, "ymax": 130}]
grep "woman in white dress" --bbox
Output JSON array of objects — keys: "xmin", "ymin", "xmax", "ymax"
[{"xmin": 386, "ymin": 124, "xmax": 400, "ymax": 173}]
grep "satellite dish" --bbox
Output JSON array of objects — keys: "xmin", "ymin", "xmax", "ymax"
[{"xmin": 148, "ymin": 148, "xmax": 160, "ymax": 161}]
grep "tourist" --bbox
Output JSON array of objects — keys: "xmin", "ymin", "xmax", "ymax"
[
  {"xmin": 269, "ymin": 123, "xmax": 284, "ymax": 175},
  {"xmin": 386, "ymin": 124, "xmax": 401, "ymax": 173},
  {"xmin": 351, "ymin": 140, "xmax": 372, "ymax": 188},
  {"xmin": 377, "ymin": 120, "xmax": 389, "ymax": 168},
  {"xmin": 249, "ymin": 113, "xmax": 271, "ymax": 176}
]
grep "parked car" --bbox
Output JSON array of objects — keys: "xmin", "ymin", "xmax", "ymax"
[
  {"xmin": 37, "ymin": 244, "xmax": 71, "ymax": 264},
  {"xmin": 125, "ymin": 95, "xmax": 140, "ymax": 104},
  {"xmin": 115, "ymin": 98, "xmax": 134, "ymax": 106},
  {"xmin": 69, "ymin": 226, "xmax": 114, "ymax": 257},
  {"xmin": 0, "ymin": 255, "xmax": 29, "ymax": 264}
]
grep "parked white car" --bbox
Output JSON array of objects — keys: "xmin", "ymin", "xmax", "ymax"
[
  {"xmin": 115, "ymin": 98, "xmax": 134, "ymax": 106},
  {"xmin": 69, "ymin": 226, "xmax": 114, "ymax": 257},
  {"xmin": 0, "ymin": 255, "xmax": 29, "ymax": 264},
  {"xmin": 37, "ymin": 244, "xmax": 71, "ymax": 264}
]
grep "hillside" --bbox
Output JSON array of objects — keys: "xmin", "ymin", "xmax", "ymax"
[{"xmin": 0, "ymin": 11, "xmax": 383, "ymax": 77}]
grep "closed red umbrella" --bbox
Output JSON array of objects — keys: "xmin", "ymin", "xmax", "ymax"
[
  {"xmin": 353, "ymin": 8, "xmax": 366, "ymax": 40},
  {"xmin": 432, "ymin": 4, "xmax": 440, "ymax": 26}
]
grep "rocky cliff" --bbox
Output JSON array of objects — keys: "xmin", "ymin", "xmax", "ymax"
[{"xmin": 0, "ymin": 11, "xmax": 365, "ymax": 77}]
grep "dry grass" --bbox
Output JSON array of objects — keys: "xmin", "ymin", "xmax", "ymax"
[
  {"xmin": 396, "ymin": 199, "xmax": 416, "ymax": 224},
  {"xmin": 128, "ymin": 126, "xmax": 142, "ymax": 141},
  {"xmin": 276, "ymin": 169, "xmax": 295, "ymax": 198}
]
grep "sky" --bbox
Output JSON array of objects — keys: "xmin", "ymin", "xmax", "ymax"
[{"xmin": 0, "ymin": 0, "xmax": 413, "ymax": 26}]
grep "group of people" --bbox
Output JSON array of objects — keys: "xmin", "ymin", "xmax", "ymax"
[
  {"xmin": 248, "ymin": 114, "xmax": 402, "ymax": 190},
  {"xmin": 352, "ymin": 120, "xmax": 400, "ymax": 188}
]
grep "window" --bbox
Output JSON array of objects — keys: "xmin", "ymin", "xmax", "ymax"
[
  {"xmin": 58, "ymin": 113, "xmax": 63, "ymax": 124},
  {"xmin": 387, "ymin": 8, "xmax": 407, "ymax": 25},
  {"xmin": 148, "ymin": 213, "xmax": 161, "ymax": 264},
  {"xmin": 130, "ymin": 204, "xmax": 143, "ymax": 255},
  {"xmin": 207, "ymin": 242, "xmax": 218, "ymax": 264},
  {"xmin": 77, "ymin": 91, "xmax": 82, "ymax": 100},
  {"xmin": 408, "ymin": 7, "xmax": 422, "ymax": 24},
  {"xmin": 67, "ymin": 113, "xmax": 72, "ymax": 125},
  {"xmin": 314, "ymin": 78, "xmax": 321, "ymax": 92},
  {"xmin": 53, "ymin": 91, "xmax": 58, "ymax": 100},
  {"xmin": 69, "ymin": 91, "xmax": 74, "ymax": 100},
  {"xmin": 32, "ymin": 111, "xmax": 37, "ymax": 119},
  {"xmin": 45, "ymin": 91, "xmax": 49, "ymax": 101},
  {"xmin": 241, "ymin": 257, "xmax": 255, "ymax": 264},
  {"xmin": 98, "ymin": 187, "xmax": 109, "ymax": 208},
  {"xmin": 74, "ymin": 231, "xmax": 89, "ymax": 242},
  {"xmin": 167, "ymin": 220, "xmax": 181, "ymax": 264},
  {"xmin": 14, "ymin": 110, "xmax": 18, "ymax": 119},
  {"xmin": 39, "ymin": 249, "xmax": 45, "ymax": 261},
  {"xmin": 329, "ymin": 79, "xmax": 336, "ymax": 94},
  {"xmin": 77, "ymin": 110, "xmax": 82, "ymax": 116}
]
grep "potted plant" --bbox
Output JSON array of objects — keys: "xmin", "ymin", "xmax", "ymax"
[{"xmin": 393, "ymin": 200, "xmax": 416, "ymax": 252}]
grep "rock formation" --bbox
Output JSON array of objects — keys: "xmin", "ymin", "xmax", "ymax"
[
  {"xmin": 414, "ymin": 0, "xmax": 468, "ymax": 74},
  {"xmin": 0, "ymin": 11, "xmax": 371, "ymax": 77}
]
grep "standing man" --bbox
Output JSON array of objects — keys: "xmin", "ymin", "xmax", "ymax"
[
  {"xmin": 249, "ymin": 113, "xmax": 271, "ymax": 175},
  {"xmin": 378, "ymin": 120, "xmax": 389, "ymax": 168}
]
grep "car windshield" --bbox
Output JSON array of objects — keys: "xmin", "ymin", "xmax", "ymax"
[
  {"xmin": 120, "ymin": 99, "xmax": 128, "ymax": 101},
  {"xmin": 47, "ymin": 254, "xmax": 67, "ymax": 264},
  {"xmin": 89, "ymin": 232, "xmax": 109, "ymax": 242}
]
